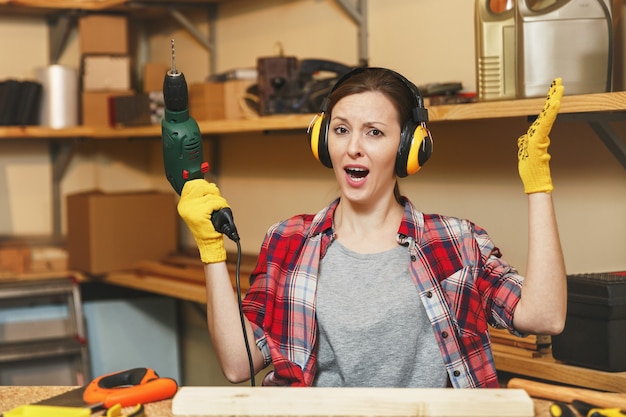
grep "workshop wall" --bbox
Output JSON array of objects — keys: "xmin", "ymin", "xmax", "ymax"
[
  {"xmin": 0, "ymin": 0, "xmax": 625, "ymax": 273},
  {"xmin": 144, "ymin": 0, "xmax": 626, "ymax": 274},
  {"xmin": 0, "ymin": 0, "xmax": 626, "ymax": 385}
]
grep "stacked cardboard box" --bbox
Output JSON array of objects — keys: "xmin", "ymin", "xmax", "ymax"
[
  {"xmin": 79, "ymin": 15, "xmax": 144, "ymax": 127},
  {"xmin": 0, "ymin": 244, "xmax": 68, "ymax": 277}
]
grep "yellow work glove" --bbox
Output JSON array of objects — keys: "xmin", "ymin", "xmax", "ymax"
[
  {"xmin": 517, "ymin": 78, "xmax": 564, "ymax": 194},
  {"xmin": 177, "ymin": 179, "xmax": 229, "ymax": 264}
]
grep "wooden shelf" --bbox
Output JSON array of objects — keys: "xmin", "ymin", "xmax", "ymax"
[
  {"xmin": 0, "ymin": 114, "xmax": 315, "ymax": 140},
  {"xmin": 0, "ymin": 0, "xmax": 225, "ymax": 14},
  {"xmin": 1, "ymin": 92, "xmax": 625, "ymax": 141},
  {"xmin": 427, "ymin": 91, "xmax": 626, "ymax": 122}
]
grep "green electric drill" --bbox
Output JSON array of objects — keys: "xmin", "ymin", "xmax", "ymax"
[{"xmin": 161, "ymin": 39, "xmax": 239, "ymax": 242}]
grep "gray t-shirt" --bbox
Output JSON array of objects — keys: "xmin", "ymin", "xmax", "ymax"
[{"xmin": 313, "ymin": 240, "xmax": 448, "ymax": 387}]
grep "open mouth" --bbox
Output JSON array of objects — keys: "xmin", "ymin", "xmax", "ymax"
[{"xmin": 345, "ymin": 167, "xmax": 369, "ymax": 179}]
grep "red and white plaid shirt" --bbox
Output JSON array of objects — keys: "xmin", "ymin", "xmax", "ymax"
[{"xmin": 243, "ymin": 197, "xmax": 523, "ymax": 388}]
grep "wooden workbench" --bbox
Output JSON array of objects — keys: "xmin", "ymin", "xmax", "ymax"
[
  {"xmin": 0, "ymin": 386, "xmax": 554, "ymax": 417},
  {"xmin": 5, "ymin": 258, "xmax": 625, "ymax": 396},
  {"xmin": 92, "ymin": 256, "xmax": 626, "ymax": 394}
]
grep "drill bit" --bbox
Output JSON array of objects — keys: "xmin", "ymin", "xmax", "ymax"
[
  {"xmin": 163, "ymin": 38, "xmax": 186, "ymax": 111},
  {"xmin": 168, "ymin": 38, "xmax": 179, "ymax": 77}
]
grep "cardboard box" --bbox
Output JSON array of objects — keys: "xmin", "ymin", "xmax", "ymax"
[
  {"xmin": 79, "ymin": 15, "xmax": 128, "ymax": 55},
  {"xmin": 82, "ymin": 90, "xmax": 134, "ymax": 126},
  {"xmin": 29, "ymin": 246, "xmax": 68, "ymax": 274},
  {"xmin": 66, "ymin": 191, "xmax": 177, "ymax": 275},
  {"xmin": 143, "ymin": 62, "xmax": 168, "ymax": 93},
  {"xmin": 0, "ymin": 245, "xmax": 30, "ymax": 275},
  {"xmin": 189, "ymin": 80, "xmax": 254, "ymax": 120},
  {"xmin": 82, "ymin": 55, "xmax": 131, "ymax": 91}
]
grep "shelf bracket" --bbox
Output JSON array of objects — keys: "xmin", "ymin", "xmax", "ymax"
[
  {"xmin": 588, "ymin": 119, "xmax": 626, "ymax": 170},
  {"xmin": 334, "ymin": 0, "xmax": 368, "ymax": 67},
  {"xmin": 50, "ymin": 140, "xmax": 74, "ymax": 239},
  {"xmin": 559, "ymin": 112, "xmax": 626, "ymax": 170},
  {"xmin": 47, "ymin": 12, "xmax": 78, "ymax": 64}
]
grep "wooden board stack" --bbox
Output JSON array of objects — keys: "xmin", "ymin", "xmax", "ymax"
[{"xmin": 489, "ymin": 327, "xmax": 551, "ymax": 358}]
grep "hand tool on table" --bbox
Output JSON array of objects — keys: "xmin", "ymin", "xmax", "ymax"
[
  {"xmin": 571, "ymin": 400, "xmax": 626, "ymax": 417},
  {"xmin": 105, "ymin": 403, "xmax": 145, "ymax": 417},
  {"xmin": 2, "ymin": 403, "xmax": 145, "ymax": 417},
  {"xmin": 160, "ymin": 38, "xmax": 239, "ymax": 242},
  {"xmin": 550, "ymin": 401, "xmax": 578, "ymax": 417},
  {"xmin": 2, "ymin": 404, "xmax": 91, "ymax": 417},
  {"xmin": 508, "ymin": 378, "xmax": 626, "ymax": 410},
  {"xmin": 1, "ymin": 367, "xmax": 176, "ymax": 417},
  {"xmin": 83, "ymin": 367, "xmax": 178, "ymax": 408}
]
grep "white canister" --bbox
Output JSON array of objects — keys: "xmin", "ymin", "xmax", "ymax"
[{"xmin": 36, "ymin": 65, "xmax": 78, "ymax": 128}]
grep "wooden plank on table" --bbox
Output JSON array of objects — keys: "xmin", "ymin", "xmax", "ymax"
[
  {"xmin": 494, "ymin": 350, "xmax": 626, "ymax": 393},
  {"xmin": 489, "ymin": 327, "xmax": 551, "ymax": 346},
  {"xmin": 491, "ymin": 337, "xmax": 542, "ymax": 351},
  {"xmin": 508, "ymin": 378, "xmax": 626, "ymax": 410},
  {"xmin": 172, "ymin": 387, "xmax": 534, "ymax": 417},
  {"xmin": 492, "ymin": 343, "xmax": 540, "ymax": 358}
]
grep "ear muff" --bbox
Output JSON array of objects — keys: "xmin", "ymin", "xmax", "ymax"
[
  {"xmin": 309, "ymin": 112, "xmax": 332, "ymax": 168},
  {"xmin": 308, "ymin": 67, "xmax": 433, "ymax": 176},
  {"xmin": 396, "ymin": 123, "xmax": 433, "ymax": 178}
]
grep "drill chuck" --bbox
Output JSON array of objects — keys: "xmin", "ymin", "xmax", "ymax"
[{"xmin": 163, "ymin": 71, "xmax": 189, "ymax": 113}]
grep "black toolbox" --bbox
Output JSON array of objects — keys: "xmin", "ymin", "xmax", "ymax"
[{"xmin": 552, "ymin": 272, "xmax": 626, "ymax": 372}]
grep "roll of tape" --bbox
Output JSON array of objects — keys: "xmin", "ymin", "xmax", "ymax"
[{"xmin": 36, "ymin": 65, "xmax": 78, "ymax": 128}]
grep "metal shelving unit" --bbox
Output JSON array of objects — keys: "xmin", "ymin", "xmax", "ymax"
[{"xmin": 0, "ymin": 277, "xmax": 91, "ymax": 385}]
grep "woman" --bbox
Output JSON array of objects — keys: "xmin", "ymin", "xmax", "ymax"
[{"xmin": 177, "ymin": 67, "xmax": 567, "ymax": 388}]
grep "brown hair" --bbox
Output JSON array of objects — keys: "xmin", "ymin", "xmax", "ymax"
[{"xmin": 325, "ymin": 68, "xmax": 415, "ymax": 126}]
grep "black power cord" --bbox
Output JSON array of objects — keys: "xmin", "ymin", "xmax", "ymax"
[
  {"xmin": 233, "ymin": 239, "xmax": 256, "ymax": 386},
  {"xmin": 213, "ymin": 208, "xmax": 255, "ymax": 385}
]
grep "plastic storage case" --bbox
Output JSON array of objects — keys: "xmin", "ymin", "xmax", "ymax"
[{"xmin": 552, "ymin": 272, "xmax": 626, "ymax": 372}]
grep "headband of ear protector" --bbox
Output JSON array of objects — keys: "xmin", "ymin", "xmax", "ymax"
[{"xmin": 308, "ymin": 67, "xmax": 433, "ymax": 178}]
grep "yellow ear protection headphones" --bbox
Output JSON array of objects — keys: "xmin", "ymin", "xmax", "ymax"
[{"xmin": 308, "ymin": 67, "xmax": 433, "ymax": 177}]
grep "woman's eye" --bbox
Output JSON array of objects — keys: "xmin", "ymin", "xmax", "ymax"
[
  {"xmin": 369, "ymin": 129, "xmax": 383, "ymax": 137},
  {"xmin": 334, "ymin": 126, "xmax": 348, "ymax": 134}
]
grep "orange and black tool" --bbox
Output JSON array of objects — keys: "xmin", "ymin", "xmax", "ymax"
[{"xmin": 83, "ymin": 367, "xmax": 178, "ymax": 409}]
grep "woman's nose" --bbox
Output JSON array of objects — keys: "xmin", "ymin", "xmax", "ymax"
[{"xmin": 346, "ymin": 133, "xmax": 363, "ymax": 158}]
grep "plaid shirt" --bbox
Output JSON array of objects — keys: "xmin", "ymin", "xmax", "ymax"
[{"xmin": 242, "ymin": 197, "xmax": 523, "ymax": 388}]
